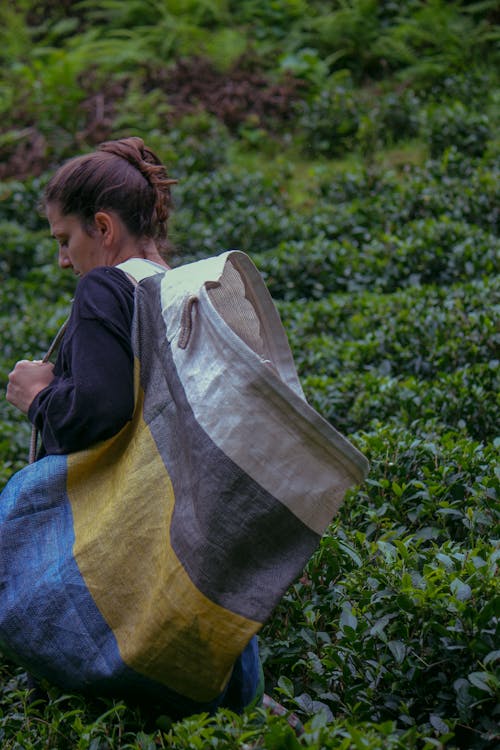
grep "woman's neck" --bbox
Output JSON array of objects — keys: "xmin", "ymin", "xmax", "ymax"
[
  {"xmin": 112, "ymin": 237, "xmax": 170, "ymax": 269},
  {"xmin": 141, "ymin": 240, "xmax": 170, "ymax": 268}
]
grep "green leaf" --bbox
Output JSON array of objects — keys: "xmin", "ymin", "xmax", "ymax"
[
  {"xmin": 277, "ymin": 675, "xmax": 294, "ymax": 698},
  {"xmin": 435, "ymin": 553, "xmax": 454, "ymax": 570},
  {"xmin": 450, "ymin": 578, "xmax": 472, "ymax": 601},
  {"xmin": 388, "ymin": 640, "xmax": 406, "ymax": 664},
  {"xmin": 338, "ymin": 540, "xmax": 362, "ymax": 567},
  {"xmin": 483, "ymin": 650, "xmax": 500, "ymax": 666},
  {"xmin": 340, "ymin": 603, "xmax": 358, "ymax": 631},
  {"xmin": 429, "ymin": 714, "xmax": 449, "ymax": 734},
  {"xmin": 370, "ymin": 614, "xmax": 393, "ymax": 640},
  {"xmin": 468, "ymin": 671, "xmax": 494, "ymax": 694}
]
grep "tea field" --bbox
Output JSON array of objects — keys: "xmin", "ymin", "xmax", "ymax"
[{"xmin": 0, "ymin": 1, "xmax": 499, "ymax": 748}]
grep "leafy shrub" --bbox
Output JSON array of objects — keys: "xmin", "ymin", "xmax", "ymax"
[
  {"xmin": 0, "ymin": 45, "xmax": 96, "ymax": 168},
  {"xmin": 313, "ymin": 164, "xmax": 374, "ymax": 205},
  {"xmin": 0, "ymin": 281, "xmax": 72, "ymax": 487},
  {"xmin": 170, "ymin": 168, "xmax": 301, "ymax": 259},
  {"xmin": 351, "ymin": 86, "xmax": 422, "ymax": 154},
  {"xmin": 263, "ymin": 426, "xmax": 499, "ymax": 744},
  {"xmin": 305, "ymin": 1, "xmax": 417, "ymax": 81},
  {"xmin": 110, "ymin": 80, "xmax": 172, "ymax": 143},
  {"xmin": 287, "ymin": 286, "xmax": 498, "ymax": 379},
  {"xmin": 0, "ymin": 221, "xmax": 76, "ymax": 296},
  {"xmin": 423, "ymin": 102, "xmax": 492, "ymax": 158},
  {"xmin": 314, "ymin": 154, "xmax": 500, "ymax": 237},
  {"xmin": 390, "ymin": 0, "xmax": 500, "ymax": 87},
  {"xmin": 232, "ymin": 0, "xmax": 308, "ymax": 45},
  {"xmin": 279, "ymin": 47, "xmax": 332, "ymax": 94},
  {"xmin": 280, "ymin": 276, "xmax": 499, "ymax": 337},
  {"xmin": 0, "ymin": 223, "xmax": 51, "ymax": 279},
  {"xmin": 298, "ymin": 72, "xmax": 360, "ymax": 158},
  {"xmin": 0, "ymin": 177, "xmax": 48, "ymax": 230},
  {"xmin": 375, "ymin": 87, "xmax": 422, "ymax": 145},
  {"xmin": 357, "ymin": 218, "xmax": 500, "ymax": 292},
  {"xmin": 280, "ymin": 277, "xmax": 499, "ymax": 440},
  {"xmin": 0, "ymin": 417, "xmax": 31, "ymax": 488},
  {"xmin": 163, "ymin": 112, "xmax": 233, "ymax": 177},
  {"xmin": 349, "ymin": 425, "xmax": 499, "ymax": 541},
  {"xmin": 401, "ymin": 163, "xmax": 499, "ymax": 234},
  {"xmin": 423, "ymin": 70, "xmax": 498, "ymax": 108},
  {"xmin": 0, "ymin": 221, "xmax": 76, "ymax": 310},
  {"xmin": 254, "ymin": 218, "xmax": 500, "ymax": 300},
  {"xmin": 113, "ymin": 107, "xmax": 234, "ymax": 179},
  {"xmin": 302, "ymin": 363, "xmax": 499, "ymax": 442},
  {"xmin": 0, "ymin": 286, "xmax": 71, "ymax": 368}
]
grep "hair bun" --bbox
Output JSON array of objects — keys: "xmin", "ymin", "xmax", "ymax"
[{"xmin": 98, "ymin": 137, "xmax": 177, "ymax": 230}]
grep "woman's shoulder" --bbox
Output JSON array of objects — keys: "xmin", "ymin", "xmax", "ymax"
[
  {"xmin": 73, "ymin": 266, "xmax": 135, "ymax": 323},
  {"xmin": 78, "ymin": 266, "xmax": 135, "ymax": 293}
]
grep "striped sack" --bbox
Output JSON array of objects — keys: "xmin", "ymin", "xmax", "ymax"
[{"xmin": 0, "ymin": 251, "xmax": 369, "ymax": 710}]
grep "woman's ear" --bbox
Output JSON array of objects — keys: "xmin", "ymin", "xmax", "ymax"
[{"xmin": 94, "ymin": 211, "xmax": 116, "ymax": 247}]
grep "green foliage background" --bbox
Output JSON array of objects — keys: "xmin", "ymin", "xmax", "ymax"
[{"xmin": 0, "ymin": 1, "xmax": 499, "ymax": 748}]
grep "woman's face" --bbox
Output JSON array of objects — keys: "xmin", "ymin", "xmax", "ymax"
[{"xmin": 47, "ymin": 203, "xmax": 107, "ymax": 277}]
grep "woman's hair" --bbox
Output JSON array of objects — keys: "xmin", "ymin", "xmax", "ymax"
[{"xmin": 43, "ymin": 137, "xmax": 177, "ymax": 255}]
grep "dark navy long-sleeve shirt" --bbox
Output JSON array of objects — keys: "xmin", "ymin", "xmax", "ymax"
[{"xmin": 28, "ymin": 267, "xmax": 136, "ymax": 456}]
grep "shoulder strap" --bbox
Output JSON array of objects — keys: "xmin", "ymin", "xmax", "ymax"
[{"xmin": 116, "ymin": 258, "xmax": 167, "ymax": 283}]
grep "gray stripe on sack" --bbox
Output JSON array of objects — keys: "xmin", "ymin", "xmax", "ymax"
[{"xmin": 132, "ymin": 278, "xmax": 320, "ymax": 623}]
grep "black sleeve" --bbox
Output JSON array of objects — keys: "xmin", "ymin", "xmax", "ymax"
[{"xmin": 28, "ymin": 267, "xmax": 135, "ymax": 455}]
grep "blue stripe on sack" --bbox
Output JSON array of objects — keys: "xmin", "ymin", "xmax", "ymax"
[
  {"xmin": 134, "ymin": 278, "xmax": 321, "ymax": 622},
  {"xmin": 0, "ymin": 455, "xmax": 256, "ymax": 715},
  {"xmin": 0, "ymin": 455, "xmax": 121, "ymax": 687}
]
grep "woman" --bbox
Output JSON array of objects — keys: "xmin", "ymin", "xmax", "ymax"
[
  {"xmin": 7, "ymin": 138, "xmax": 172, "ymax": 455},
  {"xmin": 5, "ymin": 137, "xmax": 263, "ymax": 717}
]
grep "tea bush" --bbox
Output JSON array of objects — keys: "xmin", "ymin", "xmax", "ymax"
[
  {"xmin": 376, "ymin": 88, "xmax": 422, "ymax": 145},
  {"xmin": 1, "ymin": 138, "xmax": 498, "ymax": 750},
  {"xmin": 280, "ymin": 274, "xmax": 499, "ymax": 447},
  {"xmin": 171, "ymin": 168, "xmax": 302, "ymax": 258},
  {"xmin": 282, "ymin": 277, "xmax": 499, "ymax": 377},
  {"xmin": 254, "ymin": 219, "xmax": 499, "ymax": 299},
  {"xmin": 162, "ymin": 113, "xmax": 233, "ymax": 177},
  {"xmin": 314, "ymin": 154, "xmax": 500, "ymax": 236},
  {"xmin": 263, "ymin": 426, "xmax": 499, "ymax": 744},
  {"xmin": 0, "ymin": 177, "xmax": 48, "ymax": 230},
  {"xmin": 298, "ymin": 72, "xmax": 360, "ymax": 158},
  {"xmin": 423, "ymin": 103, "xmax": 492, "ymax": 159},
  {"xmin": 302, "ymin": 362, "xmax": 499, "ymax": 442}
]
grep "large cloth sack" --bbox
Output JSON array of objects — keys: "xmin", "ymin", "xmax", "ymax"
[{"xmin": 0, "ymin": 251, "xmax": 368, "ymax": 710}]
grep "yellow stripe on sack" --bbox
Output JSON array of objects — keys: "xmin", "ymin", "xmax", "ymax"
[{"xmin": 67, "ymin": 366, "xmax": 259, "ymax": 703}]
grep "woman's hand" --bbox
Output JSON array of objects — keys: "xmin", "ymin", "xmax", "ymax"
[{"xmin": 6, "ymin": 360, "xmax": 55, "ymax": 414}]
